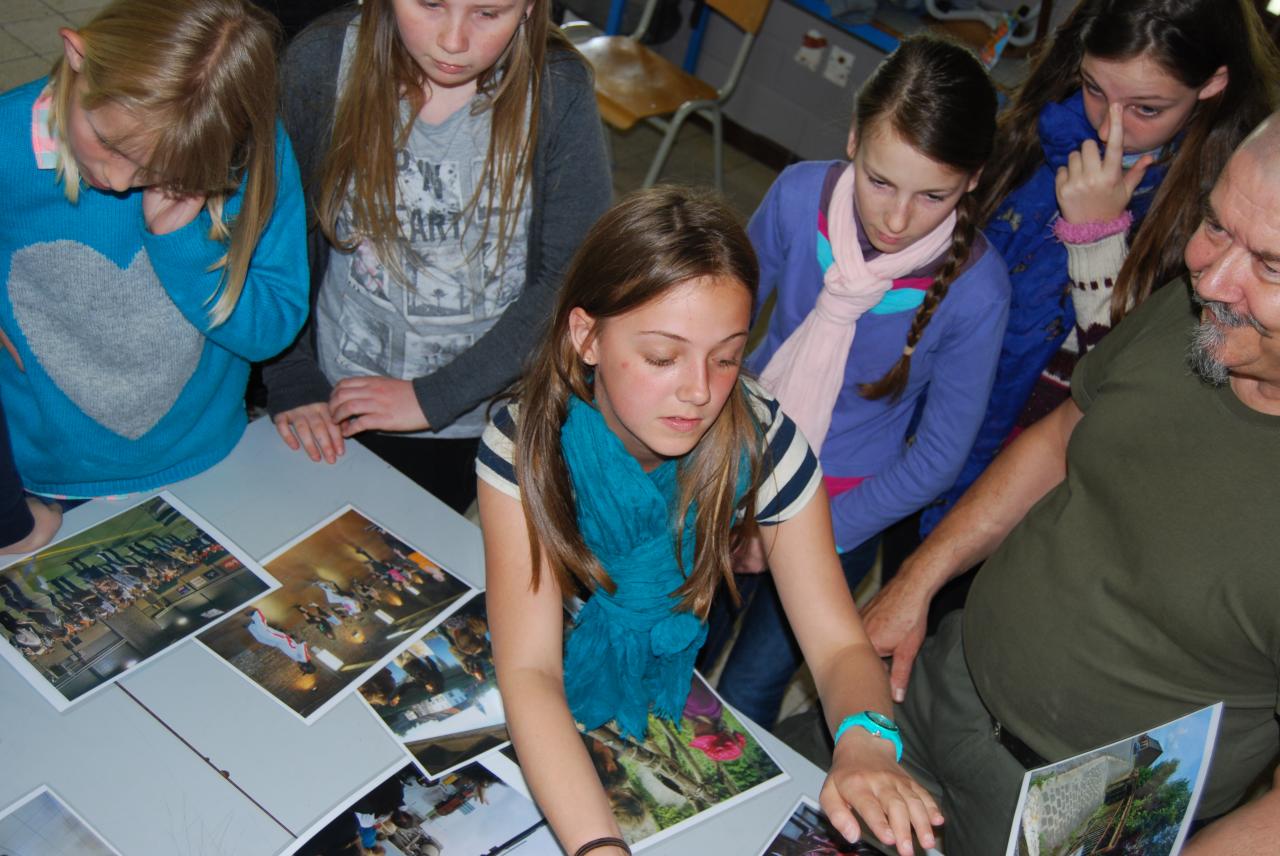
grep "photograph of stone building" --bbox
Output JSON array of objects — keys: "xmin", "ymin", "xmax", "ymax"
[{"xmin": 1009, "ymin": 704, "xmax": 1222, "ymax": 856}]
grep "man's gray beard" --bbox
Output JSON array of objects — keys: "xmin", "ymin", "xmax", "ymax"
[
  {"xmin": 1187, "ymin": 293, "xmax": 1263, "ymax": 386},
  {"xmin": 1188, "ymin": 316, "xmax": 1229, "ymax": 385}
]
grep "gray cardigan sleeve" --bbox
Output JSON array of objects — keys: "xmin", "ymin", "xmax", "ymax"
[
  {"xmin": 411, "ymin": 55, "xmax": 613, "ymax": 427},
  {"xmin": 262, "ymin": 10, "xmax": 350, "ymax": 417}
]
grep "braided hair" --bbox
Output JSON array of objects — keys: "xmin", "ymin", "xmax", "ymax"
[{"xmin": 851, "ymin": 36, "xmax": 997, "ymax": 402}]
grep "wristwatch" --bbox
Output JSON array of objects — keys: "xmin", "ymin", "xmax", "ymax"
[{"xmin": 834, "ymin": 711, "xmax": 903, "ymax": 762}]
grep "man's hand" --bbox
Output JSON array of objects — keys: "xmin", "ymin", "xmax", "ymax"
[
  {"xmin": 1055, "ymin": 103, "xmax": 1153, "ymax": 225},
  {"xmin": 273, "ymin": 402, "xmax": 345, "ymax": 464},
  {"xmin": 329, "ymin": 376, "xmax": 429, "ymax": 437},
  {"xmin": 143, "ymin": 188, "xmax": 206, "ymax": 235},
  {"xmin": 861, "ymin": 572, "xmax": 933, "ymax": 703}
]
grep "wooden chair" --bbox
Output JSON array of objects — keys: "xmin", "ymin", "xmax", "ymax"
[{"xmin": 571, "ymin": 0, "xmax": 773, "ymax": 190}]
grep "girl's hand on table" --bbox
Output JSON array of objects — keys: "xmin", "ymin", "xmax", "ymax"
[
  {"xmin": 330, "ymin": 376, "xmax": 429, "ymax": 437},
  {"xmin": 820, "ymin": 730, "xmax": 942, "ymax": 856},
  {"xmin": 1055, "ymin": 103, "xmax": 1153, "ymax": 226},
  {"xmin": 273, "ymin": 402, "xmax": 345, "ymax": 463}
]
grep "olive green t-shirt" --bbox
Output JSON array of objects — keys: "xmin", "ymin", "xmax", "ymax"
[{"xmin": 964, "ymin": 279, "xmax": 1280, "ymax": 817}]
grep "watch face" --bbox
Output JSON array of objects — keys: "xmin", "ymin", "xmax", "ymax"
[{"xmin": 867, "ymin": 711, "xmax": 898, "ymax": 732}]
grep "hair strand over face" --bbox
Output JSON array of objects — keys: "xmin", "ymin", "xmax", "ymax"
[
  {"xmin": 511, "ymin": 185, "xmax": 762, "ymax": 619},
  {"xmin": 49, "ymin": 0, "xmax": 282, "ymax": 325},
  {"xmin": 316, "ymin": 0, "xmax": 574, "ymax": 288}
]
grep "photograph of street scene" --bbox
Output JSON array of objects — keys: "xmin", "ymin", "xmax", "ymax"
[
  {"xmin": 578, "ymin": 673, "xmax": 787, "ymax": 849},
  {"xmin": 1007, "ymin": 703, "xmax": 1221, "ymax": 856},
  {"xmin": 283, "ymin": 760, "xmax": 556, "ymax": 856},
  {"xmin": 756, "ymin": 796, "xmax": 878, "ymax": 856},
  {"xmin": 198, "ymin": 506, "xmax": 474, "ymax": 721},
  {"xmin": 358, "ymin": 596, "xmax": 509, "ymax": 777},
  {"xmin": 0, "ymin": 493, "xmax": 273, "ymax": 709},
  {"xmin": 0, "ymin": 786, "xmax": 120, "ymax": 856}
]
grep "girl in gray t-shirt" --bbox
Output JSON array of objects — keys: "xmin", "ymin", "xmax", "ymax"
[{"xmin": 264, "ymin": 2, "xmax": 611, "ymax": 512}]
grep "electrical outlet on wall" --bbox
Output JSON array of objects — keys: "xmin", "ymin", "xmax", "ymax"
[{"xmin": 824, "ymin": 45, "xmax": 854, "ymax": 87}]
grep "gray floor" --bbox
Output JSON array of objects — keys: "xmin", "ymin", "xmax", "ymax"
[
  {"xmin": 607, "ymin": 118, "xmax": 781, "ymax": 219},
  {"xmin": 0, "ymin": 0, "xmax": 102, "ymax": 93}
]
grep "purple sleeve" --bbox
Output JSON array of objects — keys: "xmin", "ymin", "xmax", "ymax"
[
  {"xmin": 747, "ymin": 173, "xmax": 787, "ymax": 318},
  {"xmin": 828, "ymin": 253, "xmax": 1011, "ymax": 551}
]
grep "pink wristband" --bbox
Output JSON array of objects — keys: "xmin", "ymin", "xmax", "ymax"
[{"xmin": 1052, "ymin": 210, "xmax": 1133, "ymax": 245}]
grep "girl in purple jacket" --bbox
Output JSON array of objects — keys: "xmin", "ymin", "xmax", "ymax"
[{"xmin": 714, "ymin": 36, "xmax": 1010, "ymax": 729}]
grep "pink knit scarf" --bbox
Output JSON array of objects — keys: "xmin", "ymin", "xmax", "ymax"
[{"xmin": 759, "ymin": 163, "xmax": 955, "ymax": 454}]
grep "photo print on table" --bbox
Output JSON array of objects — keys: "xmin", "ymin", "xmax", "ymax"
[
  {"xmin": 358, "ymin": 596, "xmax": 510, "ymax": 778},
  {"xmin": 279, "ymin": 758, "xmax": 559, "ymax": 856},
  {"xmin": 0, "ymin": 785, "xmax": 121, "ymax": 855},
  {"xmin": 0, "ymin": 492, "xmax": 276, "ymax": 711},
  {"xmin": 198, "ymin": 505, "xmax": 475, "ymax": 722},
  {"xmin": 497, "ymin": 671, "xmax": 789, "ymax": 852},
  {"xmin": 1004, "ymin": 702, "xmax": 1223, "ymax": 856},
  {"xmin": 755, "ymin": 795, "xmax": 880, "ymax": 856}
]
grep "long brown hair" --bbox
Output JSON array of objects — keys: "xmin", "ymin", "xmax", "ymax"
[
  {"xmin": 975, "ymin": 0, "xmax": 1280, "ymax": 325},
  {"xmin": 316, "ymin": 0, "xmax": 572, "ymax": 283},
  {"xmin": 513, "ymin": 187, "xmax": 762, "ymax": 619},
  {"xmin": 48, "ymin": 0, "xmax": 281, "ymax": 325},
  {"xmin": 853, "ymin": 36, "xmax": 997, "ymax": 402}
]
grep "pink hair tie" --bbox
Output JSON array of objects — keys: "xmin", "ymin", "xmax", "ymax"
[{"xmin": 1052, "ymin": 210, "xmax": 1133, "ymax": 245}]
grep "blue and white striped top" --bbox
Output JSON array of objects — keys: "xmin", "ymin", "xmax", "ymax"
[{"xmin": 477, "ymin": 378, "xmax": 822, "ymax": 525}]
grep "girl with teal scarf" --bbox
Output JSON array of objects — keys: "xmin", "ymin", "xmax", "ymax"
[{"xmin": 478, "ymin": 187, "xmax": 942, "ymax": 856}]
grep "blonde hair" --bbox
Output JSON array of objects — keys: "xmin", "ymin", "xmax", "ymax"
[
  {"xmin": 316, "ymin": 0, "xmax": 573, "ymax": 284},
  {"xmin": 48, "ymin": 0, "xmax": 281, "ymax": 325},
  {"xmin": 513, "ymin": 187, "xmax": 763, "ymax": 619}
]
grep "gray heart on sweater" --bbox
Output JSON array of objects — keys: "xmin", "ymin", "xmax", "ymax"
[{"xmin": 10, "ymin": 241, "xmax": 203, "ymax": 440}]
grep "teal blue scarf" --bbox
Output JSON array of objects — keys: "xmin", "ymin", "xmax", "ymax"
[{"xmin": 561, "ymin": 396, "xmax": 739, "ymax": 740}]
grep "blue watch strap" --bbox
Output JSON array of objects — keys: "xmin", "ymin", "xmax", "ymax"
[{"xmin": 834, "ymin": 711, "xmax": 903, "ymax": 763}]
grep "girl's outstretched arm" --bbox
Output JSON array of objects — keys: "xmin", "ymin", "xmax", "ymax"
[
  {"xmin": 479, "ymin": 479, "xmax": 628, "ymax": 856},
  {"xmin": 766, "ymin": 489, "xmax": 943, "ymax": 855}
]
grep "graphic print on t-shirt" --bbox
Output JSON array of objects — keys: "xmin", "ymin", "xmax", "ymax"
[{"xmin": 329, "ymin": 144, "xmax": 528, "ymax": 384}]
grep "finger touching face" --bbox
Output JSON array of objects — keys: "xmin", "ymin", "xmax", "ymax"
[{"xmin": 1079, "ymin": 52, "xmax": 1225, "ymax": 155}]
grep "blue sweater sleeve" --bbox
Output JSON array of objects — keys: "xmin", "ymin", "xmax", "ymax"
[
  {"xmin": 829, "ymin": 252, "xmax": 1011, "ymax": 551},
  {"xmin": 139, "ymin": 123, "xmax": 309, "ymax": 363},
  {"xmin": 747, "ymin": 173, "xmax": 788, "ymax": 317}
]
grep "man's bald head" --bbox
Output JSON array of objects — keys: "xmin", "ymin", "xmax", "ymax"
[{"xmin": 1233, "ymin": 112, "xmax": 1280, "ymax": 165}]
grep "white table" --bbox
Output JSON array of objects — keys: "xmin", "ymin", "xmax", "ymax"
[{"xmin": 1, "ymin": 418, "xmax": 828, "ymax": 855}]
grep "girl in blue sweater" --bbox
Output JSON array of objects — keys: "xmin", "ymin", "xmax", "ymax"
[
  {"xmin": 713, "ymin": 36, "xmax": 1009, "ymax": 729},
  {"xmin": 0, "ymin": 0, "xmax": 308, "ymax": 498}
]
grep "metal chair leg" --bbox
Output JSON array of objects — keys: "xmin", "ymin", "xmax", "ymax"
[
  {"xmin": 644, "ymin": 103, "xmax": 696, "ymax": 188},
  {"xmin": 709, "ymin": 107, "xmax": 724, "ymax": 192}
]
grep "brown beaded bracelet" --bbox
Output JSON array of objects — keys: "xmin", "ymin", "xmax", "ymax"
[{"xmin": 573, "ymin": 836, "xmax": 631, "ymax": 856}]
